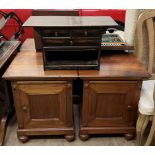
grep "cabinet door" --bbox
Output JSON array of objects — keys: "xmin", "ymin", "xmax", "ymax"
[
  {"xmin": 12, "ymin": 81, "xmax": 72, "ymax": 129},
  {"xmin": 82, "ymin": 81, "xmax": 141, "ymax": 127}
]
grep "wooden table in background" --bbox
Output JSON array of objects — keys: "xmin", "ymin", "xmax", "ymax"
[{"xmin": 0, "ymin": 41, "xmax": 20, "ymax": 145}]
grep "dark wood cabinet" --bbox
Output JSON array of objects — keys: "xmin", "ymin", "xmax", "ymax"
[
  {"xmin": 12, "ymin": 81, "xmax": 75, "ymax": 142},
  {"xmin": 23, "ymin": 16, "xmax": 118, "ymax": 70}
]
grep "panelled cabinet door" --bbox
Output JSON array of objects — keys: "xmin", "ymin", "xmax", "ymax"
[
  {"xmin": 82, "ymin": 81, "xmax": 141, "ymax": 127},
  {"xmin": 12, "ymin": 81, "xmax": 72, "ymax": 129}
]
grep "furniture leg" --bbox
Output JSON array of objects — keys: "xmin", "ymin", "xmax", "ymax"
[
  {"xmin": 79, "ymin": 131, "xmax": 90, "ymax": 141},
  {"xmin": 140, "ymin": 115, "xmax": 150, "ymax": 145},
  {"xmin": 124, "ymin": 133, "xmax": 135, "ymax": 140},
  {"xmin": 136, "ymin": 113, "xmax": 150, "ymax": 145},
  {"xmin": 145, "ymin": 113, "xmax": 155, "ymax": 145},
  {"xmin": 65, "ymin": 134, "xmax": 75, "ymax": 142},
  {"xmin": 17, "ymin": 134, "xmax": 29, "ymax": 143}
]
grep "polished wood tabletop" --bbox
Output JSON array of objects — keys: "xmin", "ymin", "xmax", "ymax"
[
  {"xmin": 23, "ymin": 16, "xmax": 118, "ymax": 27},
  {"xmin": 79, "ymin": 51, "xmax": 151, "ymax": 80},
  {"xmin": 3, "ymin": 39, "xmax": 150, "ymax": 81}
]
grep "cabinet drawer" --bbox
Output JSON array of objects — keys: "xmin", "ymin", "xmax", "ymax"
[
  {"xmin": 72, "ymin": 29, "xmax": 101, "ymax": 38},
  {"xmin": 73, "ymin": 39, "xmax": 100, "ymax": 46},
  {"xmin": 41, "ymin": 29, "xmax": 70, "ymax": 38},
  {"xmin": 43, "ymin": 39, "xmax": 100, "ymax": 47},
  {"xmin": 43, "ymin": 38, "xmax": 70, "ymax": 46}
]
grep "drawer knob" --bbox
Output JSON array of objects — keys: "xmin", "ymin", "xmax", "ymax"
[
  {"xmin": 22, "ymin": 106, "xmax": 27, "ymax": 112},
  {"xmin": 84, "ymin": 83, "xmax": 89, "ymax": 88},
  {"xmin": 127, "ymin": 105, "xmax": 132, "ymax": 111},
  {"xmin": 12, "ymin": 84, "xmax": 17, "ymax": 89},
  {"xmin": 55, "ymin": 32, "xmax": 58, "ymax": 37},
  {"xmin": 84, "ymin": 31, "xmax": 88, "ymax": 36},
  {"xmin": 70, "ymin": 41, "xmax": 73, "ymax": 46}
]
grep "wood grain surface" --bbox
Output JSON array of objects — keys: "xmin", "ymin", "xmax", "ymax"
[{"xmin": 23, "ymin": 16, "xmax": 118, "ymax": 27}]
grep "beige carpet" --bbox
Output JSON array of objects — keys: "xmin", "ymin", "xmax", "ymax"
[{"xmin": 4, "ymin": 105, "xmax": 136, "ymax": 146}]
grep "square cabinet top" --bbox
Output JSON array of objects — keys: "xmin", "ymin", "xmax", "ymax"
[{"xmin": 23, "ymin": 16, "xmax": 118, "ymax": 27}]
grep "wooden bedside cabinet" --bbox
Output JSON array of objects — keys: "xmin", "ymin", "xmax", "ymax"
[
  {"xmin": 79, "ymin": 51, "xmax": 151, "ymax": 141},
  {"xmin": 80, "ymin": 81, "xmax": 141, "ymax": 140},
  {"xmin": 3, "ymin": 40, "xmax": 78, "ymax": 142}
]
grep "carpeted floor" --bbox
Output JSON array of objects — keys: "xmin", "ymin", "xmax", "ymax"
[{"xmin": 4, "ymin": 105, "xmax": 136, "ymax": 146}]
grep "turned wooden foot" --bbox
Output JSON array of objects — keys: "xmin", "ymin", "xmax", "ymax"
[
  {"xmin": 79, "ymin": 134, "xmax": 89, "ymax": 141},
  {"xmin": 18, "ymin": 135, "xmax": 29, "ymax": 143},
  {"xmin": 65, "ymin": 134, "xmax": 75, "ymax": 142},
  {"xmin": 125, "ymin": 133, "xmax": 135, "ymax": 140}
]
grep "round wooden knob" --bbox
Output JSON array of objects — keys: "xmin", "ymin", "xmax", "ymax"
[
  {"xmin": 127, "ymin": 105, "xmax": 132, "ymax": 111},
  {"xmin": 22, "ymin": 106, "xmax": 27, "ymax": 112},
  {"xmin": 12, "ymin": 84, "xmax": 17, "ymax": 89},
  {"xmin": 67, "ymin": 83, "xmax": 71, "ymax": 88},
  {"xmin": 84, "ymin": 83, "xmax": 89, "ymax": 88}
]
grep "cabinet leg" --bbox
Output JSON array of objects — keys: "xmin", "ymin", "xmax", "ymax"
[
  {"xmin": 18, "ymin": 135, "xmax": 29, "ymax": 143},
  {"xmin": 125, "ymin": 133, "xmax": 135, "ymax": 140},
  {"xmin": 65, "ymin": 134, "xmax": 75, "ymax": 142},
  {"xmin": 79, "ymin": 134, "xmax": 89, "ymax": 141}
]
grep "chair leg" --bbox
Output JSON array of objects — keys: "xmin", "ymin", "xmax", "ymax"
[
  {"xmin": 136, "ymin": 113, "xmax": 144, "ymax": 145},
  {"xmin": 145, "ymin": 113, "xmax": 155, "ymax": 146},
  {"xmin": 136, "ymin": 113, "xmax": 150, "ymax": 145},
  {"xmin": 140, "ymin": 115, "xmax": 150, "ymax": 145}
]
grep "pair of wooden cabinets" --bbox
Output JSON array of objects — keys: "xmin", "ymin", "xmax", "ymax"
[
  {"xmin": 3, "ymin": 41, "xmax": 150, "ymax": 143},
  {"xmin": 12, "ymin": 79, "xmax": 141, "ymax": 142}
]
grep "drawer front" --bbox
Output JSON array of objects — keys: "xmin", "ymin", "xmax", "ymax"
[
  {"xmin": 81, "ymin": 81, "xmax": 141, "ymax": 127},
  {"xmin": 73, "ymin": 39, "xmax": 100, "ymax": 46},
  {"xmin": 41, "ymin": 29, "xmax": 70, "ymax": 38},
  {"xmin": 43, "ymin": 38, "xmax": 71, "ymax": 46},
  {"xmin": 42, "ymin": 38, "xmax": 100, "ymax": 47},
  {"xmin": 41, "ymin": 28, "xmax": 102, "ymax": 49},
  {"xmin": 41, "ymin": 29, "xmax": 101, "ymax": 38},
  {"xmin": 72, "ymin": 29, "xmax": 101, "ymax": 38},
  {"xmin": 12, "ymin": 81, "xmax": 73, "ymax": 129}
]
